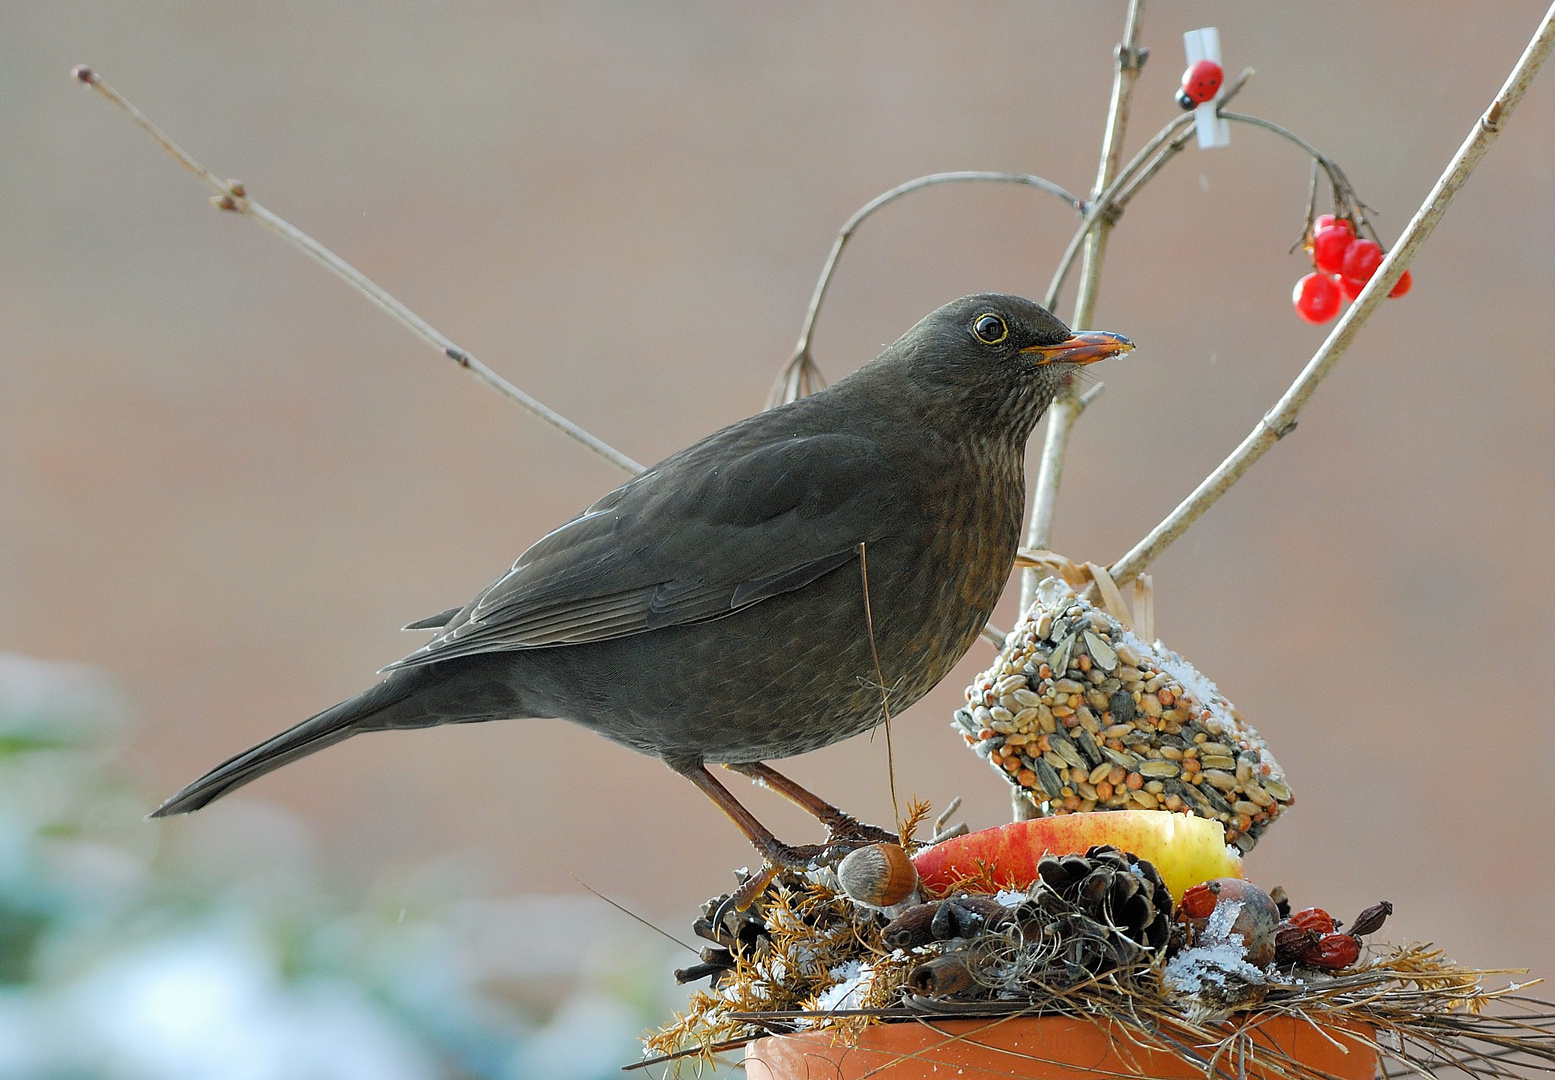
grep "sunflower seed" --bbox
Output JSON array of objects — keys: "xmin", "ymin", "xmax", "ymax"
[
  {"xmin": 1051, "ymin": 737, "xmax": 1087, "ymax": 770},
  {"xmin": 1074, "ymin": 728, "xmax": 1103, "ymax": 766},
  {"xmin": 1103, "ymin": 746, "xmax": 1142, "ymax": 769},
  {"xmin": 1034, "ymin": 759, "xmax": 1064, "ymax": 797},
  {"xmin": 1048, "ymin": 636, "xmax": 1073, "ymax": 677},
  {"xmin": 1083, "ymin": 631, "xmax": 1117, "ymax": 671}
]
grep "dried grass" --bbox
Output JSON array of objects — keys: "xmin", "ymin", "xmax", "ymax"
[{"xmin": 641, "ymin": 871, "xmax": 1553, "ymax": 1080}]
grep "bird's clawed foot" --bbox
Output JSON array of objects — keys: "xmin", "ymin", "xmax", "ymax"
[{"xmin": 824, "ymin": 814, "xmax": 899, "ymax": 848}]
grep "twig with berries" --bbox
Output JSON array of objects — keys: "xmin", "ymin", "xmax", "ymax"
[{"xmin": 1107, "ymin": 2, "xmax": 1555, "ymax": 591}]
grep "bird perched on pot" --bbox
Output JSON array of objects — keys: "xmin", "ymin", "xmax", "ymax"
[{"xmin": 154, "ymin": 294, "xmax": 1132, "ymax": 874}]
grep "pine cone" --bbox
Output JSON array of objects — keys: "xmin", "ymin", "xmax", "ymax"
[{"xmin": 1026, "ymin": 844, "xmax": 1174, "ymax": 974}]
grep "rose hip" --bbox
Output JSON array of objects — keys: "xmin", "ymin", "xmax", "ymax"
[
  {"xmin": 1306, "ymin": 932, "xmax": 1361, "ymax": 970},
  {"xmin": 1287, "ymin": 907, "xmax": 1336, "ymax": 935}
]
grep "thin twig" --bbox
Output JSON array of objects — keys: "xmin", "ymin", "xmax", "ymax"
[
  {"xmin": 770, "ymin": 171, "xmax": 1084, "ymax": 408},
  {"xmin": 1018, "ymin": 0, "xmax": 1147, "ymax": 619},
  {"xmin": 70, "ymin": 65, "xmax": 644, "ymax": 476},
  {"xmin": 560, "ymin": 865, "xmax": 700, "ymax": 956},
  {"xmin": 1107, "ymin": 1, "xmax": 1555, "ymax": 588},
  {"xmin": 1041, "ymin": 67, "xmax": 1253, "ymax": 316},
  {"xmin": 857, "ymin": 541, "xmax": 903, "ymax": 837}
]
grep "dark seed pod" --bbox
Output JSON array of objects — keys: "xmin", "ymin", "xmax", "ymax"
[
  {"xmin": 1348, "ymin": 900, "xmax": 1393, "ymax": 937},
  {"xmin": 882, "ymin": 902, "xmax": 940, "ymax": 949},
  {"xmin": 905, "ymin": 953, "xmax": 975, "ymax": 997},
  {"xmin": 1274, "ymin": 924, "xmax": 1321, "ymax": 965},
  {"xmin": 928, "ymin": 895, "xmax": 1010, "ymax": 941}
]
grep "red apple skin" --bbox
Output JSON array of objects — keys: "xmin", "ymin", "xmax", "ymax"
[{"xmin": 913, "ymin": 810, "xmax": 1242, "ymax": 902}]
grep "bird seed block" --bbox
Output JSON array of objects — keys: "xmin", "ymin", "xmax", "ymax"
[{"xmin": 953, "ymin": 577, "xmax": 1293, "ymax": 852}]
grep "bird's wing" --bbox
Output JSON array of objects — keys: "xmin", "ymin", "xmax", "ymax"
[{"xmin": 385, "ymin": 430, "xmax": 906, "ymax": 668}]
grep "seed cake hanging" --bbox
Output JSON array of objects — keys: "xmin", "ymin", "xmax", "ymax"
[{"xmin": 953, "ymin": 577, "xmax": 1293, "ymax": 851}]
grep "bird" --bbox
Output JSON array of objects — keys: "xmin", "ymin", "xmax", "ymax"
[{"xmin": 152, "ymin": 293, "xmax": 1132, "ymax": 876}]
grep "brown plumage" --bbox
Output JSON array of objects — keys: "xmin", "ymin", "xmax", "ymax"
[{"xmin": 152, "ymin": 294, "xmax": 1131, "ymax": 867}]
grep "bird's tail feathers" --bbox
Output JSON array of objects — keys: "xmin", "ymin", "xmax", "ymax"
[{"xmin": 150, "ymin": 676, "xmax": 414, "ymax": 818}]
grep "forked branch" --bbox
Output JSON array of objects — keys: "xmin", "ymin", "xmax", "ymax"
[
  {"xmin": 70, "ymin": 65, "xmax": 645, "ymax": 477},
  {"xmin": 770, "ymin": 170, "xmax": 1084, "ymax": 408}
]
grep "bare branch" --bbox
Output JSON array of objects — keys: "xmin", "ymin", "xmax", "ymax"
[
  {"xmin": 1019, "ymin": 0, "xmax": 1147, "ymax": 616},
  {"xmin": 1042, "ymin": 67, "xmax": 1253, "ymax": 314},
  {"xmin": 1106, "ymin": 0, "xmax": 1555, "ymax": 587},
  {"xmin": 70, "ymin": 66, "xmax": 645, "ymax": 477},
  {"xmin": 771, "ymin": 170, "xmax": 1084, "ymax": 408}
]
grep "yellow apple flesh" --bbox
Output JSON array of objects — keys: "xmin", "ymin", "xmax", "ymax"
[{"xmin": 913, "ymin": 810, "xmax": 1242, "ymax": 902}]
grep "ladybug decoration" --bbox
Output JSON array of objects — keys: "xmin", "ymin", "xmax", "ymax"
[
  {"xmin": 1180, "ymin": 28, "xmax": 1231, "ymax": 149},
  {"xmin": 1177, "ymin": 59, "xmax": 1224, "ymax": 109}
]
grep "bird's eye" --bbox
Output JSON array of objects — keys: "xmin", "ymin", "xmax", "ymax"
[{"xmin": 972, "ymin": 313, "xmax": 1009, "ymax": 345}]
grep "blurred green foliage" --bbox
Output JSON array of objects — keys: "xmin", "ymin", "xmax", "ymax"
[{"xmin": 0, "ymin": 652, "xmax": 708, "ymax": 1079}]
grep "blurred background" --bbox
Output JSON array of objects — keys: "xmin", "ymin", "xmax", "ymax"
[{"xmin": 2, "ymin": 2, "xmax": 1552, "ymax": 1075}]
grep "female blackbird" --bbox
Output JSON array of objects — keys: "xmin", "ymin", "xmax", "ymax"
[{"xmin": 153, "ymin": 294, "xmax": 1131, "ymax": 868}]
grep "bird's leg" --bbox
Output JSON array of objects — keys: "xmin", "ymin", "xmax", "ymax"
[
  {"xmin": 723, "ymin": 762, "xmax": 899, "ymax": 846},
  {"xmin": 675, "ymin": 762, "xmax": 832, "ymax": 920},
  {"xmin": 675, "ymin": 762, "xmax": 830, "ymax": 869}
]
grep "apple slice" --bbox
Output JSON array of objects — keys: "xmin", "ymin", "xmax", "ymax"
[{"xmin": 913, "ymin": 810, "xmax": 1241, "ymax": 902}]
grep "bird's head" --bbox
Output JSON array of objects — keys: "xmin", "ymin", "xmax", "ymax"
[{"xmin": 885, "ymin": 293, "xmax": 1134, "ymax": 440}]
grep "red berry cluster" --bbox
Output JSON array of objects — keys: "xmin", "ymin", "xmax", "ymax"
[
  {"xmin": 1176, "ymin": 59, "xmax": 1223, "ymax": 110},
  {"xmin": 1293, "ymin": 214, "xmax": 1412, "ymax": 323}
]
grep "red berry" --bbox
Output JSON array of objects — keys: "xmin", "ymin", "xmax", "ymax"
[
  {"xmin": 1389, "ymin": 269, "xmax": 1413, "ymax": 298},
  {"xmin": 1338, "ymin": 274, "xmax": 1364, "ymax": 301},
  {"xmin": 1311, "ymin": 225, "xmax": 1355, "ymax": 275},
  {"xmin": 1341, "ymin": 238, "xmax": 1384, "ymax": 285},
  {"xmin": 1313, "ymin": 214, "xmax": 1343, "ymax": 234},
  {"xmin": 1293, "ymin": 273, "xmax": 1340, "ymax": 323},
  {"xmin": 1179, "ymin": 60, "xmax": 1224, "ymax": 106}
]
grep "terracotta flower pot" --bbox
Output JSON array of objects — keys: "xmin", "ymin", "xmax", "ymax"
[{"xmin": 744, "ymin": 1014, "xmax": 1376, "ymax": 1080}]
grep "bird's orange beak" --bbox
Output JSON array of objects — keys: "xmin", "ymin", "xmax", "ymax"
[{"xmin": 1020, "ymin": 330, "xmax": 1135, "ymax": 365}]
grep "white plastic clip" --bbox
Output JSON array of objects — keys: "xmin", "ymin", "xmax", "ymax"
[{"xmin": 1183, "ymin": 27, "xmax": 1231, "ymax": 150}]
